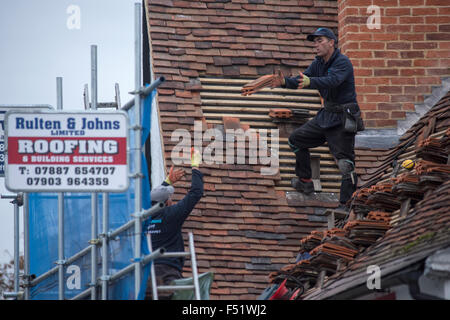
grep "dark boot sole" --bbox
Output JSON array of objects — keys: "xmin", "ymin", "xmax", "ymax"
[{"xmin": 291, "ymin": 178, "xmax": 314, "ymax": 195}]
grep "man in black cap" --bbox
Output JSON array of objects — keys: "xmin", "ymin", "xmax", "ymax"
[
  {"xmin": 144, "ymin": 148, "xmax": 203, "ymax": 299},
  {"xmin": 272, "ymin": 27, "xmax": 364, "ymax": 212}
]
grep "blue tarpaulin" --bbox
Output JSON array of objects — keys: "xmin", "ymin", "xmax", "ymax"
[{"xmin": 28, "ymin": 90, "xmax": 155, "ymax": 300}]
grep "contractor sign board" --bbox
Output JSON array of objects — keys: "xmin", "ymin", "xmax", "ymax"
[{"xmin": 4, "ymin": 110, "xmax": 129, "ymax": 192}]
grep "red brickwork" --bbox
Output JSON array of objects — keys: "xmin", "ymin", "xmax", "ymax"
[{"xmin": 338, "ymin": 0, "xmax": 450, "ymax": 128}]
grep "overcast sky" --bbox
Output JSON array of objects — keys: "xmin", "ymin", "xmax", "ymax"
[{"xmin": 0, "ymin": 0, "xmax": 139, "ymax": 264}]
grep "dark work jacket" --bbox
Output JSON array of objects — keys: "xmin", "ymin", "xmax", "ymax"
[
  {"xmin": 284, "ymin": 49, "xmax": 358, "ymax": 129},
  {"xmin": 145, "ymin": 169, "xmax": 204, "ymax": 271}
]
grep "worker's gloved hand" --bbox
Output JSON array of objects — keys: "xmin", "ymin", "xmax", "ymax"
[
  {"xmin": 297, "ymin": 72, "xmax": 310, "ymax": 89},
  {"xmin": 271, "ymin": 70, "xmax": 285, "ymax": 88},
  {"xmin": 191, "ymin": 147, "xmax": 201, "ymax": 168},
  {"xmin": 165, "ymin": 165, "xmax": 185, "ymax": 185}
]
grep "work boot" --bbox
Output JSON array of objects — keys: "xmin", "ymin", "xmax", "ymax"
[{"xmin": 291, "ymin": 177, "xmax": 314, "ymax": 195}]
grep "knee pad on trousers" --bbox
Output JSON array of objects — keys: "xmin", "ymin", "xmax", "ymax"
[
  {"xmin": 337, "ymin": 159, "xmax": 353, "ymax": 175},
  {"xmin": 338, "ymin": 159, "xmax": 356, "ymax": 184}
]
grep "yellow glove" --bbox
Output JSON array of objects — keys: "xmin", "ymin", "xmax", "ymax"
[{"xmin": 297, "ymin": 72, "xmax": 310, "ymax": 89}]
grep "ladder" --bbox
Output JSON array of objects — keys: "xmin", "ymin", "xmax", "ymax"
[
  {"xmin": 147, "ymin": 232, "xmax": 202, "ymax": 300},
  {"xmin": 83, "ymin": 83, "xmax": 121, "ymax": 110}
]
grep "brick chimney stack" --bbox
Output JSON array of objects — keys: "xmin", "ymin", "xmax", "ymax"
[{"xmin": 338, "ymin": 0, "xmax": 450, "ymax": 128}]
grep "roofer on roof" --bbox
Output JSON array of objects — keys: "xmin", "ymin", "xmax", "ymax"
[
  {"xmin": 271, "ymin": 27, "xmax": 364, "ymax": 213},
  {"xmin": 144, "ymin": 148, "xmax": 204, "ymax": 300}
]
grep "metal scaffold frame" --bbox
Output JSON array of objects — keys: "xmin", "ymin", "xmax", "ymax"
[
  {"xmin": 1, "ymin": 2, "xmax": 177, "ymax": 300},
  {"xmin": 1, "ymin": 193, "xmax": 23, "ymax": 300}
]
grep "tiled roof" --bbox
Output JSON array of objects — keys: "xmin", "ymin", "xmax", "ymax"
[
  {"xmin": 360, "ymin": 93, "xmax": 450, "ymax": 184},
  {"xmin": 145, "ymin": 0, "xmax": 449, "ymax": 300},
  {"xmin": 304, "ymin": 180, "xmax": 450, "ymax": 300},
  {"xmin": 145, "ymin": 0, "xmax": 373, "ymax": 299},
  {"xmin": 269, "ymin": 91, "xmax": 450, "ymax": 300},
  {"xmin": 146, "ymin": 0, "xmax": 338, "ymax": 79}
]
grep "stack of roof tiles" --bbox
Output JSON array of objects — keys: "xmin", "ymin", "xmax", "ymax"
[
  {"xmin": 268, "ymin": 259, "xmax": 318, "ymax": 290},
  {"xmin": 391, "ymin": 172, "xmax": 423, "ymax": 202},
  {"xmin": 343, "ymin": 220, "xmax": 391, "ymax": 247},
  {"xmin": 241, "ymin": 74, "xmax": 277, "ymax": 96},
  {"xmin": 309, "ymin": 237, "xmax": 359, "ymax": 273},
  {"xmin": 350, "ymin": 188, "xmax": 374, "ymax": 217},
  {"xmin": 415, "ymin": 160, "xmax": 450, "ymax": 176},
  {"xmin": 351, "ymin": 181, "xmax": 402, "ymax": 215},
  {"xmin": 365, "ymin": 182, "xmax": 402, "ymax": 212},
  {"xmin": 366, "ymin": 211, "xmax": 392, "ymax": 224},
  {"xmin": 323, "ymin": 228, "xmax": 347, "ymax": 238},
  {"xmin": 268, "ymin": 219, "xmax": 389, "ymax": 295},
  {"xmin": 299, "ymin": 230, "xmax": 324, "ymax": 252},
  {"xmin": 417, "ymin": 136, "xmax": 449, "ymax": 163}
]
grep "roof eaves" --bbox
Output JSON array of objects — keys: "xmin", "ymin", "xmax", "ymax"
[{"xmin": 304, "ymin": 236, "xmax": 450, "ymax": 300}]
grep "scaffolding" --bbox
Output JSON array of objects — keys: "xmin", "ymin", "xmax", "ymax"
[{"xmin": 0, "ymin": 2, "xmax": 204, "ymax": 300}]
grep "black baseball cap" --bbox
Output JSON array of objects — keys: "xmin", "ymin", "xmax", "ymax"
[{"xmin": 307, "ymin": 27, "xmax": 338, "ymax": 43}]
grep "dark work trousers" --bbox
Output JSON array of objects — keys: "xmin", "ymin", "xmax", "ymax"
[
  {"xmin": 144, "ymin": 264, "xmax": 183, "ymax": 300},
  {"xmin": 288, "ymin": 117, "xmax": 357, "ymax": 204}
]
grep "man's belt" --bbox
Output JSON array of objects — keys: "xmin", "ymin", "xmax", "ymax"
[
  {"xmin": 324, "ymin": 101, "xmax": 359, "ymax": 113},
  {"xmin": 324, "ymin": 101, "xmax": 365, "ymax": 133}
]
